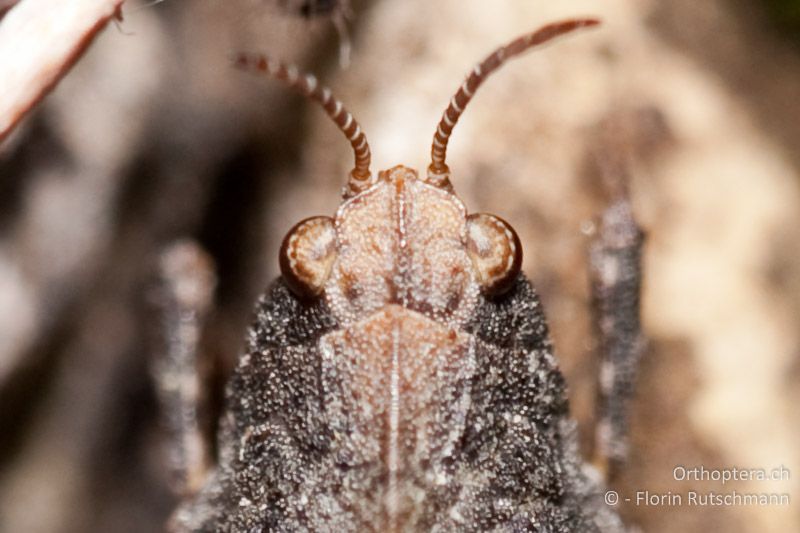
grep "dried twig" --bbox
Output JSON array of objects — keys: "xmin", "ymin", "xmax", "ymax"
[
  {"xmin": 151, "ymin": 241, "xmax": 217, "ymax": 497},
  {"xmin": 0, "ymin": 0, "xmax": 125, "ymax": 142},
  {"xmin": 0, "ymin": 1, "xmax": 21, "ymax": 18}
]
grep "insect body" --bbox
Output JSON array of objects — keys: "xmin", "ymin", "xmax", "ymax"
[{"xmin": 169, "ymin": 18, "xmax": 623, "ymax": 532}]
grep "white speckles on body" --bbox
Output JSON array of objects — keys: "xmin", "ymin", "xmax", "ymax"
[
  {"xmin": 598, "ymin": 360, "xmax": 615, "ymax": 395},
  {"xmin": 598, "ymin": 256, "xmax": 620, "ymax": 287}
]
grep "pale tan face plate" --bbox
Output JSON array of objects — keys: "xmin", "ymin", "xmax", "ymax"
[
  {"xmin": 325, "ymin": 165, "xmax": 479, "ymax": 327},
  {"xmin": 280, "ymin": 166, "xmax": 523, "ymax": 318}
]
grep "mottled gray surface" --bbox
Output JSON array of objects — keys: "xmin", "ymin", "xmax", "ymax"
[{"xmin": 172, "ymin": 277, "xmax": 621, "ymax": 531}]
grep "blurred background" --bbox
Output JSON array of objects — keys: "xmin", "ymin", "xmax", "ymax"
[{"xmin": 0, "ymin": 0, "xmax": 799, "ymax": 531}]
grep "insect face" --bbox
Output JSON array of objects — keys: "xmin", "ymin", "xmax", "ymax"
[
  {"xmin": 237, "ymin": 19, "xmax": 598, "ymax": 314},
  {"xmin": 280, "ymin": 164, "xmax": 522, "ymax": 316}
]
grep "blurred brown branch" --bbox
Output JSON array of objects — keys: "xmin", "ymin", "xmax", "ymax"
[
  {"xmin": 0, "ymin": 0, "xmax": 125, "ymax": 142},
  {"xmin": 0, "ymin": 1, "xmax": 21, "ymax": 18}
]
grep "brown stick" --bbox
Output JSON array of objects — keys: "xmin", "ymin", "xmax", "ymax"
[
  {"xmin": 0, "ymin": 0, "xmax": 125, "ymax": 142},
  {"xmin": 152, "ymin": 241, "xmax": 217, "ymax": 496}
]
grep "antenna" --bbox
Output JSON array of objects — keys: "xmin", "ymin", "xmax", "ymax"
[
  {"xmin": 234, "ymin": 54, "xmax": 373, "ymax": 197},
  {"xmin": 427, "ymin": 18, "xmax": 601, "ymax": 187}
]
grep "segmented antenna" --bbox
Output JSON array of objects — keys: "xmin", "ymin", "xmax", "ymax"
[
  {"xmin": 235, "ymin": 54, "xmax": 372, "ymax": 197},
  {"xmin": 428, "ymin": 18, "xmax": 601, "ymax": 186}
]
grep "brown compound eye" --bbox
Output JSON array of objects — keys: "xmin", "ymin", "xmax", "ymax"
[
  {"xmin": 279, "ymin": 216, "xmax": 338, "ymax": 299},
  {"xmin": 466, "ymin": 213, "xmax": 522, "ymax": 297}
]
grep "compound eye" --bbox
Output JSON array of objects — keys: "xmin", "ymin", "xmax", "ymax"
[
  {"xmin": 280, "ymin": 216, "xmax": 338, "ymax": 299},
  {"xmin": 466, "ymin": 213, "xmax": 522, "ymax": 297}
]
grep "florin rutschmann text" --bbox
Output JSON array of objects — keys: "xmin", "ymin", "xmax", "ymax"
[{"xmin": 603, "ymin": 465, "xmax": 791, "ymax": 508}]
